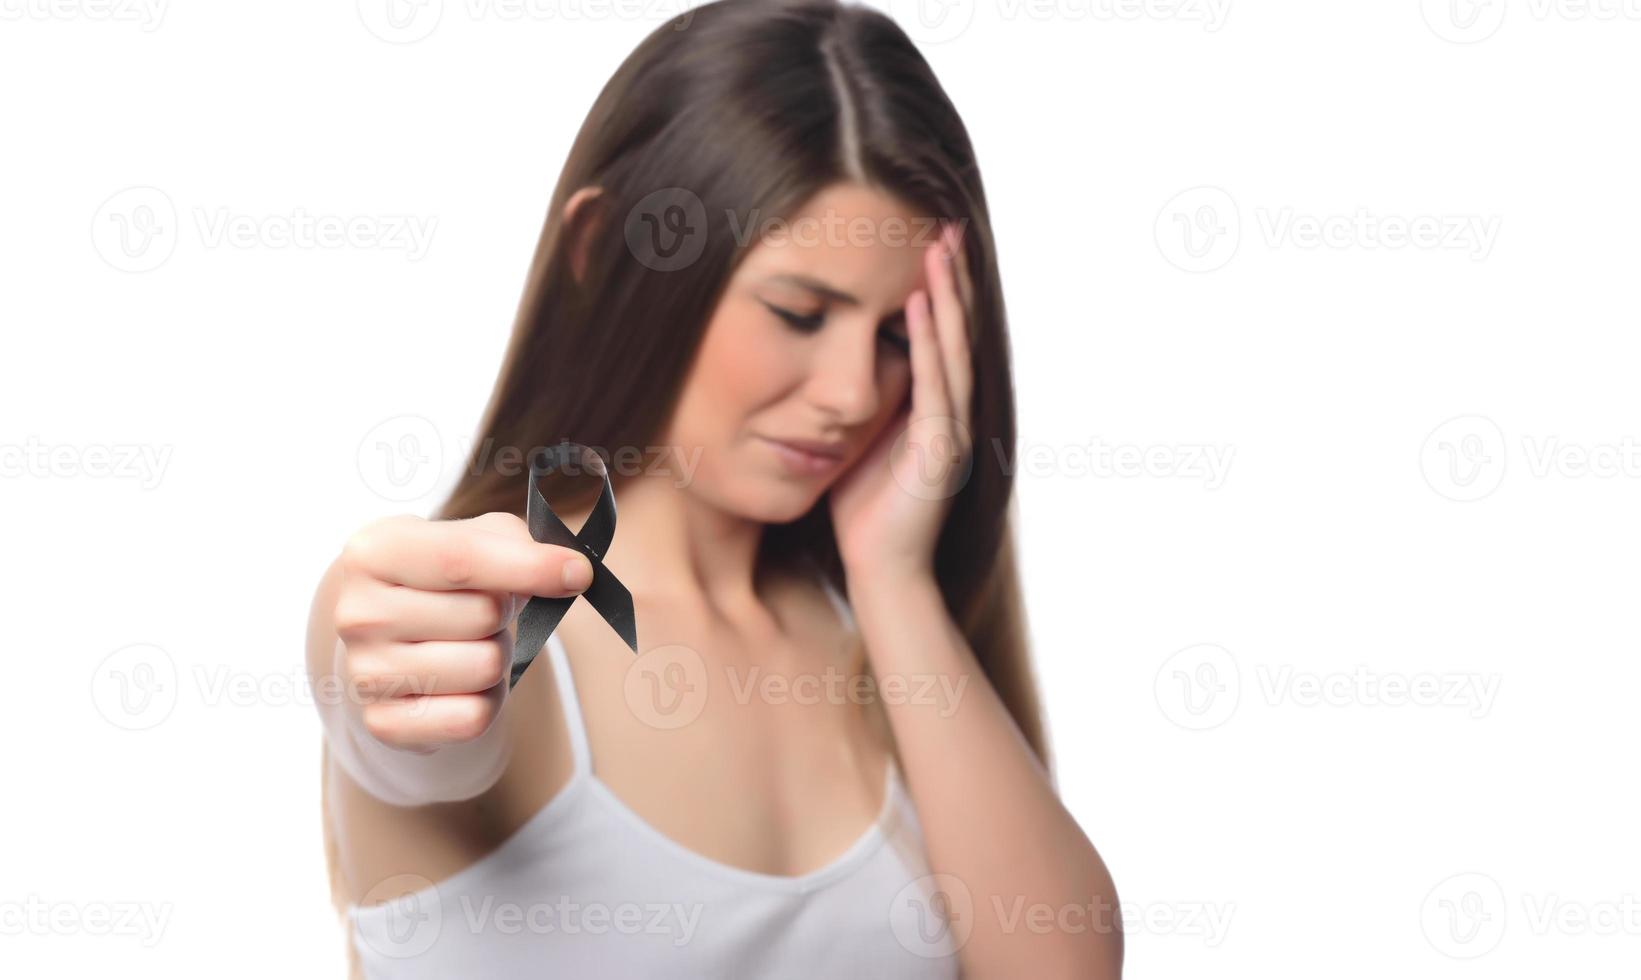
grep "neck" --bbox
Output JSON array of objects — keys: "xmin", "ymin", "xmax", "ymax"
[{"xmin": 568, "ymin": 471, "xmax": 772, "ymax": 619}]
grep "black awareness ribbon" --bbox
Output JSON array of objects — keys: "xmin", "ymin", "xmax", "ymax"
[{"xmin": 509, "ymin": 442, "xmax": 638, "ymax": 688}]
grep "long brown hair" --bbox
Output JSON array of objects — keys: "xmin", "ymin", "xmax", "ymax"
[{"xmin": 325, "ymin": 0, "xmax": 1052, "ymax": 965}]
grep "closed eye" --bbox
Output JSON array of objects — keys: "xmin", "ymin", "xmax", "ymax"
[
  {"xmin": 763, "ymin": 301, "xmax": 910, "ymax": 356},
  {"xmin": 877, "ymin": 312, "xmax": 909, "ymax": 355},
  {"xmin": 763, "ymin": 301, "xmax": 825, "ymax": 332}
]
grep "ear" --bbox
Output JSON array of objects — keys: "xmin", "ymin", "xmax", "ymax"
[{"xmin": 562, "ymin": 185, "xmax": 605, "ymax": 285}]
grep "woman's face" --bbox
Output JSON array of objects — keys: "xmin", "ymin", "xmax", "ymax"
[{"xmin": 661, "ymin": 181, "xmax": 934, "ymax": 523}]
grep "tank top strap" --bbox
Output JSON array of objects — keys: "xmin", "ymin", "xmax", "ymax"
[
  {"xmin": 818, "ymin": 573, "xmax": 855, "ymax": 632},
  {"xmin": 544, "ymin": 632, "xmax": 593, "ymax": 776}
]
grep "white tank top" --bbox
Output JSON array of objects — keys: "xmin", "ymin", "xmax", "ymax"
[{"xmin": 349, "ymin": 585, "xmax": 963, "ymax": 978}]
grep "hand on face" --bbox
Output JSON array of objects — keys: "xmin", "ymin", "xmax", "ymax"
[{"xmin": 828, "ymin": 220, "xmax": 975, "ymax": 584}]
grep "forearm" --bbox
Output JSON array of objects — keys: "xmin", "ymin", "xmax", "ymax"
[{"xmin": 847, "ymin": 573, "xmax": 1122, "ymax": 979}]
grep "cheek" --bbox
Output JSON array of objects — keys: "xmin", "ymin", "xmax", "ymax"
[{"xmin": 676, "ymin": 310, "xmax": 796, "ymax": 440}]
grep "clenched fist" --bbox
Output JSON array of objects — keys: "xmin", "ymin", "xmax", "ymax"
[{"xmin": 330, "ymin": 511, "xmax": 593, "ymax": 752}]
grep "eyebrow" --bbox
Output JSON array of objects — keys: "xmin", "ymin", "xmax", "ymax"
[{"xmin": 765, "ymin": 274, "xmax": 861, "ymax": 306}]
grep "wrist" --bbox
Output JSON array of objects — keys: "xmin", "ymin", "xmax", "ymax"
[
  {"xmin": 843, "ymin": 568, "xmax": 975, "ymax": 679},
  {"xmin": 843, "ymin": 563, "xmax": 940, "ymax": 612}
]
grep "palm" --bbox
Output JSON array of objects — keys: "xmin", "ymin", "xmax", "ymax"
[
  {"xmin": 829, "ymin": 405, "xmax": 968, "ymax": 575},
  {"xmin": 827, "ymin": 222, "xmax": 974, "ymax": 581}
]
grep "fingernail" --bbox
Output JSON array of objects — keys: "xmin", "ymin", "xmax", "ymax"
[{"xmin": 562, "ymin": 556, "xmax": 593, "ymax": 591}]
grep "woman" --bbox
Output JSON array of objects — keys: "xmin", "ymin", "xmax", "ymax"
[{"xmin": 306, "ymin": 0, "xmax": 1121, "ymax": 975}]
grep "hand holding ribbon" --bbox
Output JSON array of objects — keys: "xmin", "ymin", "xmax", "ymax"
[{"xmin": 510, "ymin": 442, "xmax": 639, "ymax": 688}]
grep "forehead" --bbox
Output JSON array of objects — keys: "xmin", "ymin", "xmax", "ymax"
[{"xmin": 731, "ymin": 182, "xmax": 935, "ymax": 308}]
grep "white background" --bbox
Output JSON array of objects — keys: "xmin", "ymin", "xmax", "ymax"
[{"xmin": 3, "ymin": 0, "xmax": 1638, "ymax": 976}]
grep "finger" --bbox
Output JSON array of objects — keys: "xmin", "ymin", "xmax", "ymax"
[
  {"xmin": 462, "ymin": 511, "xmax": 528, "ymax": 535},
  {"xmin": 461, "ymin": 513, "xmax": 542, "ymax": 621},
  {"xmin": 905, "ymin": 288, "xmax": 951, "ymax": 423},
  {"xmin": 361, "ymin": 686, "xmax": 506, "ymax": 749},
  {"xmin": 929, "ymin": 222, "xmax": 974, "ymax": 415},
  {"xmin": 344, "ymin": 513, "xmax": 594, "ymax": 596},
  {"xmin": 347, "ymin": 637, "xmax": 510, "ymax": 698},
  {"xmin": 336, "ymin": 579, "xmax": 516, "ymax": 642}
]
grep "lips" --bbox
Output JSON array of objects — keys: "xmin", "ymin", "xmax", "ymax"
[
  {"xmin": 760, "ymin": 435, "xmax": 847, "ymax": 476},
  {"xmin": 766, "ymin": 436, "xmax": 845, "ymax": 459}
]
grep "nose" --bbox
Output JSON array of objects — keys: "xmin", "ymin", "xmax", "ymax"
[{"xmin": 803, "ymin": 314, "xmax": 881, "ymax": 426}]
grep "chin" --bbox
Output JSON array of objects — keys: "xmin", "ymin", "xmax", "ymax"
[{"xmin": 717, "ymin": 475, "xmax": 826, "ymax": 525}]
